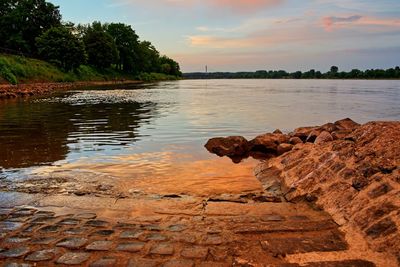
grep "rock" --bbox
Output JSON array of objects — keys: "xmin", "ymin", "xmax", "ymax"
[
  {"xmin": 315, "ymin": 131, "xmax": 333, "ymax": 144},
  {"xmin": 306, "ymin": 130, "xmax": 321, "ymax": 143},
  {"xmin": 273, "ymin": 129, "xmax": 283, "ymax": 134},
  {"xmin": 56, "ymin": 252, "xmax": 90, "ymax": 265},
  {"xmin": 277, "ymin": 143, "xmax": 294, "ymax": 155},
  {"xmin": 289, "ymin": 137, "xmax": 303, "ymax": 145},
  {"xmin": 257, "ymin": 121, "xmax": 400, "ymax": 261},
  {"xmin": 249, "ymin": 133, "xmax": 289, "ymax": 155},
  {"xmin": 334, "ymin": 118, "xmax": 360, "ymax": 130},
  {"xmin": 204, "ymin": 136, "xmax": 249, "ymax": 158},
  {"xmin": 319, "ymin": 122, "xmax": 338, "ymax": 133},
  {"xmin": 290, "ymin": 126, "xmax": 318, "ymax": 141}
]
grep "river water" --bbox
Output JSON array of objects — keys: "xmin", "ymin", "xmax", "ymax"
[{"xmin": 0, "ymin": 79, "xmax": 399, "ymax": 196}]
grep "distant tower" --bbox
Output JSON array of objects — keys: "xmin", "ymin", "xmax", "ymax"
[{"xmin": 205, "ymin": 65, "xmax": 208, "ymax": 73}]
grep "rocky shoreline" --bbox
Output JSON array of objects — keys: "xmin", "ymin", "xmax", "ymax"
[
  {"xmin": 0, "ymin": 80, "xmax": 142, "ymax": 99},
  {"xmin": 205, "ymin": 119, "xmax": 400, "ymax": 264}
]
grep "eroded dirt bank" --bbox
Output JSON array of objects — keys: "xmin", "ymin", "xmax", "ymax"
[
  {"xmin": 0, "ymin": 80, "xmax": 141, "ymax": 99},
  {"xmin": 206, "ymin": 119, "xmax": 400, "ymax": 265}
]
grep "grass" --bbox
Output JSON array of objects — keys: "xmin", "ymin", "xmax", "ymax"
[{"xmin": 0, "ymin": 54, "xmax": 178, "ymax": 84}]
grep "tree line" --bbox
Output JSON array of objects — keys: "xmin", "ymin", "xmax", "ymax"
[
  {"xmin": 0, "ymin": 0, "xmax": 181, "ymax": 76},
  {"xmin": 184, "ymin": 66, "xmax": 400, "ymax": 79}
]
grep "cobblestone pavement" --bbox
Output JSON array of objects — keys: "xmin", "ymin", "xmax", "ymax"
[{"xmin": 0, "ymin": 202, "xmax": 377, "ymax": 267}]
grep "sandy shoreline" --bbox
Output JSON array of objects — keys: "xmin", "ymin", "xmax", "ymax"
[{"xmin": 0, "ymin": 80, "xmax": 143, "ymax": 99}]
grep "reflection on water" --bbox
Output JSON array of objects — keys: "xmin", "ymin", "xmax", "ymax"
[{"xmin": 0, "ymin": 80, "xmax": 399, "ymax": 195}]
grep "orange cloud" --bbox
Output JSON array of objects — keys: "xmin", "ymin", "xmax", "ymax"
[{"xmin": 322, "ymin": 15, "xmax": 400, "ymax": 31}]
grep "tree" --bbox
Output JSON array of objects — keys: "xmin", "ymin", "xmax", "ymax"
[
  {"xmin": 136, "ymin": 41, "xmax": 160, "ymax": 73},
  {"xmin": 36, "ymin": 26, "xmax": 87, "ymax": 70},
  {"xmin": 158, "ymin": 55, "xmax": 181, "ymax": 76},
  {"xmin": 0, "ymin": 0, "xmax": 61, "ymax": 54},
  {"xmin": 83, "ymin": 22, "xmax": 118, "ymax": 68},
  {"xmin": 106, "ymin": 23, "xmax": 140, "ymax": 72}
]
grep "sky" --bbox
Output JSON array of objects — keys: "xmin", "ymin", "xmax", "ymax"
[{"xmin": 49, "ymin": 0, "xmax": 400, "ymax": 72}]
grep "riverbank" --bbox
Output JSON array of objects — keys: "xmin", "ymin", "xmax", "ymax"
[
  {"xmin": 0, "ymin": 80, "xmax": 143, "ymax": 99},
  {"xmin": 205, "ymin": 119, "xmax": 400, "ymax": 265}
]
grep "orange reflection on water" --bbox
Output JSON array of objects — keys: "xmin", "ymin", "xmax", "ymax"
[{"xmin": 34, "ymin": 151, "xmax": 262, "ymax": 197}]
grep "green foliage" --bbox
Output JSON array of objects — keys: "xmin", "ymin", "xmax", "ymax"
[
  {"xmin": 36, "ymin": 26, "xmax": 87, "ymax": 70},
  {"xmin": 0, "ymin": 58, "xmax": 18, "ymax": 84},
  {"xmin": 136, "ymin": 72, "xmax": 180, "ymax": 82},
  {"xmin": 83, "ymin": 22, "xmax": 119, "ymax": 69},
  {"xmin": 159, "ymin": 55, "xmax": 181, "ymax": 76},
  {"xmin": 0, "ymin": 0, "xmax": 61, "ymax": 54}
]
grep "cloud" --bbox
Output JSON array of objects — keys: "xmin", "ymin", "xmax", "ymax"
[
  {"xmin": 110, "ymin": 0, "xmax": 285, "ymax": 14},
  {"xmin": 322, "ymin": 15, "xmax": 400, "ymax": 31}
]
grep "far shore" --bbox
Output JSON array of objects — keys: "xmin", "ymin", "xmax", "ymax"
[{"xmin": 0, "ymin": 80, "xmax": 143, "ymax": 99}]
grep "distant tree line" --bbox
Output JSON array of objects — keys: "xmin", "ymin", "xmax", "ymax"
[
  {"xmin": 0, "ymin": 0, "xmax": 181, "ymax": 76},
  {"xmin": 184, "ymin": 66, "xmax": 400, "ymax": 80}
]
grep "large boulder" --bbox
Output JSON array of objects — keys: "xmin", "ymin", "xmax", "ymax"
[
  {"xmin": 315, "ymin": 131, "xmax": 333, "ymax": 145},
  {"xmin": 290, "ymin": 126, "xmax": 319, "ymax": 142},
  {"xmin": 204, "ymin": 136, "xmax": 249, "ymax": 158},
  {"xmin": 249, "ymin": 133, "xmax": 290, "ymax": 156},
  {"xmin": 334, "ymin": 118, "xmax": 360, "ymax": 131}
]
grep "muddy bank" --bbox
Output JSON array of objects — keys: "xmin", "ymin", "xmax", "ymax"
[
  {"xmin": 206, "ymin": 119, "xmax": 400, "ymax": 264},
  {"xmin": 0, "ymin": 80, "xmax": 142, "ymax": 99}
]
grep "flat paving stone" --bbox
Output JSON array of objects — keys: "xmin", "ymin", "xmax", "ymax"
[
  {"xmin": 181, "ymin": 246, "xmax": 209, "ymax": 259},
  {"xmin": 162, "ymin": 259, "xmax": 194, "ymax": 267},
  {"xmin": 39, "ymin": 225, "xmax": 62, "ymax": 233},
  {"xmin": 65, "ymin": 227, "xmax": 90, "ymax": 235},
  {"xmin": 75, "ymin": 213, "xmax": 97, "ymax": 219},
  {"xmin": 86, "ymin": 241, "xmax": 114, "ymax": 251},
  {"xmin": 92, "ymin": 229, "xmax": 115, "ymax": 236},
  {"xmin": 150, "ymin": 243, "xmax": 174, "ymax": 255},
  {"xmin": 202, "ymin": 235, "xmax": 224, "ymax": 245},
  {"xmin": 58, "ymin": 218, "xmax": 81, "ymax": 225},
  {"xmin": 172, "ymin": 234, "xmax": 197, "ymax": 244},
  {"xmin": 141, "ymin": 233, "xmax": 168, "ymax": 241},
  {"xmin": 31, "ymin": 237, "xmax": 57, "ymax": 245},
  {"xmin": 57, "ymin": 237, "xmax": 88, "ymax": 249},
  {"xmin": 120, "ymin": 230, "xmax": 144, "ymax": 239},
  {"xmin": 85, "ymin": 220, "xmax": 109, "ymax": 227},
  {"xmin": 167, "ymin": 224, "xmax": 187, "ymax": 232},
  {"xmin": 0, "ymin": 221, "xmax": 23, "ymax": 231},
  {"xmin": 25, "ymin": 249, "xmax": 56, "ymax": 262},
  {"xmin": 233, "ymin": 220, "xmax": 338, "ymax": 234},
  {"xmin": 5, "ymin": 237, "xmax": 31, "ymax": 243},
  {"xmin": 142, "ymin": 224, "xmax": 162, "ymax": 231},
  {"xmin": 127, "ymin": 258, "xmax": 160, "ymax": 267},
  {"xmin": 3, "ymin": 263, "xmax": 32, "ymax": 267},
  {"xmin": 56, "ymin": 252, "xmax": 90, "ymax": 265},
  {"xmin": 116, "ymin": 242, "xmax": 145, "ymax": 252},
  {"xmin": 261, "ymin": 232, "xmax": 348, "ymax": 255},
  {"xmin": 0, "ymin": 247, "xmax": 30, "ymax": 258},
  {"xmin": 90, "ymin": 257, "xmax": 117, "ymax": 267}
]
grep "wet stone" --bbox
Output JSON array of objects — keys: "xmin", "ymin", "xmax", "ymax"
[
  {"xmin": 90, "ymin": 257, "xmax": 117, "ymax": 267},
  {"xmin": 5, "ymin": 237, "xmax": 31, "ymax": 243},
  {"xmin": 167, "ymin": 224, "xmax": 187, "ymax": 232},
  {"xmin": 85, "ymin": 220, "xmax": 109, "ymax": 227},
  {"xmin": 120, "ymin": 230, "xmax": 144, "ymax": 239},
  {"xmin": 39, "ymin": 225, "xmax": 62, "ymax": 233},
  {"xmin": 142, "ymin": 224, "xmax": 162, "ymax": 231},
  {"xmin": 35, "ymin": 211, "xmax": 55, "ymax": 217},
  {"xmin": 0, "ymin": 247, "xmax": 30, "ymax": 258},
  {"xmin": 58, "ymin": 218, "xmax": 80, "ymax": 225},
  {"xmin": 56, "ymin": 252, "xmax": 90, "ymax": 265},
  {"xmin": 0, "ymin": 208, "xmax": 12, "ymax": 215},
  {"xmin": 202, "ymin": 235, "xmax": 224, "ymax": 245},
  {"xmin": 128, "ymin": 258, "xmax": 160, "ymax": 267},
  {"xmin": 13, "ymin": 209, "xmax": 36, "ymax": 216},
  {"xmin": 30, "ymin": 216, "xmax": 55, "ymax": 224},
  {"xmin": 116, "ymin": 242, "xmax": 145, "ymax": 252},
  {"xmin": 92, "ymin": 229, "xmax": 115, "ymax": 236},
  {"xmin": 22, "ymin": 224, "xmax": 38, "ymax": 233},
  {"xmin": 261, "ymin": 214, "xmax": 285, "ymax": 222},
  {"xmin": 181, "ymin": 246, "xmax": 209, "ymax": 259},
  {"xmin": 0, "ymin": 221, "xmax": 23, "ymax": 231},
  {"xmin": 57, "ymin": 237, "xmax": 88, "ymax": 249},
  {"xmin": 114, "ymin": 222, "xmax": 137, "ymax": 229},
  {"xmin": 25, "ymin": 249, "xmax": 56, "ymax": 262},
  {"xmin": 32, "ymin": 237, "xmax": 57, "ymax": 245},
  {"xmin": 162, "ymin": 259, "xmax": 194, "ymax": 267},
  {"xmin": 141, "ymin": 233, "xmax": 168, "ymax": 241},
  {"xmin": 65, "ymin": 227, "xmax": 89, "ymax": 235},
  {"xmin": 86, "ymin": 241, "xmax": 114, "ymax": 251},
  {"xmin": 75, "ymin": 213, "xmax": 97, "ymax": 219},
  {"xmin": 3, "ymin": 263, "xmax": 32, "ymax": 267},
  {"xmin": 150, "ymin": 243, "xmax": 174, "ymax": 255}
]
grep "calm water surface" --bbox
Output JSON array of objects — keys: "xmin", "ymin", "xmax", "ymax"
[{"xmin": 1, "ymin": 79, "xmax": 399, "ymax": 195}]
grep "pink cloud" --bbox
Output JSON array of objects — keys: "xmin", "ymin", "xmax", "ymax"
[{"xmin": 322, "ymin": 15, "xmax": 400, "ymax": 31}]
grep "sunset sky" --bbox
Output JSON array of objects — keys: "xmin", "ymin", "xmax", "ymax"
[{"xmin": 50, "ymin": 0, "xmax": 400, "ymax": 72}]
